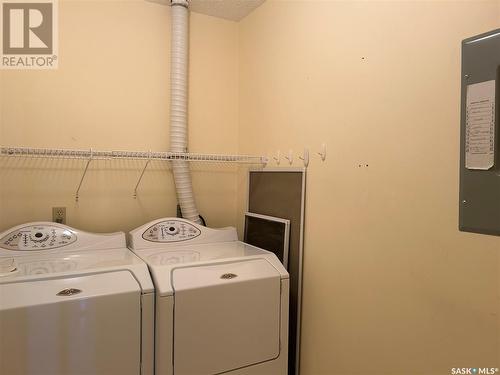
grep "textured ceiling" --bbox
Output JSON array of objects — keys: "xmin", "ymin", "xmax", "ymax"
[
  {"xmin": 146, "ymin": 0, "xmax": 266, "ymax": 21},
  {"xmin": 190, "ymin": 0, "xmax": 265, "ymax": 21}
]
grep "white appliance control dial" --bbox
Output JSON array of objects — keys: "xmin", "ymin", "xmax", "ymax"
[
  {"xmin": 0, "ymin": 225, "xmax": 77, "ymax": 251},
  {"xmin": 142, "ymin": 220, "xmax": 201, "ymax": 243}
]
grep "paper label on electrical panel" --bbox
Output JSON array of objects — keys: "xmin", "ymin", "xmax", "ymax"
[{"xmin": 465, "ymin": 80, "xmax": 496, "ymax": 170}]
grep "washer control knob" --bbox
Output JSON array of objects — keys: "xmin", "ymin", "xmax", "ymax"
[{"xmin": 165, "ymin": 225, "xmax": 179, "ymax": 236}]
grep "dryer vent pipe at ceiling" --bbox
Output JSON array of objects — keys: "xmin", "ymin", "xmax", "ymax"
[
  {"xmin": 147, "ymin": 0, "xmax": 267, "ymax": 21},
  {"xmin": 169, "ymin": 0, "xmax": 202, "ymax": 224}
]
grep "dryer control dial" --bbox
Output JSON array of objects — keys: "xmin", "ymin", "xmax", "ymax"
[
  {"xmin": 142, "ymin": 220, "xmax": 201, "ymax": 243},
  {"xmin": 0, "ymin": 225, "xmax": 77, "ymax": 251}
]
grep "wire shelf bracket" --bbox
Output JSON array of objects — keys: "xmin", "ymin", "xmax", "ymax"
[
  {"xmin": 75, "ymin": 148, "xmax": 93, "ymax": 202},
  {"xmin": 133, "ymin": 150, "xmax": 152, "ymax": 199}
]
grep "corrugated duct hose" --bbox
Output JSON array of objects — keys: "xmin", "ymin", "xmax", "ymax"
[{"xmin": 170, "ymin": 0, "xmax": 203, "ymax": 225}]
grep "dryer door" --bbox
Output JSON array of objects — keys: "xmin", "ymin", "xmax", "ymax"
[
  {"xmin": 0, "ymin": 271, "xmax": 141, "ymax": 375},
  {"xmin": 172, "ymin": 259, "xmax": 281, "ymax": 375}
]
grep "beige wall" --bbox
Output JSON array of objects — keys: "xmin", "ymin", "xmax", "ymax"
[
  {"xmin": 2, "ymin": 1, "xmax": 500, "ymax": 374},
  {"xmin": 0, "ymin": 0, "xmax": 239, "ymax": 232},
  {"xmin": 238, "ymin": 1, "xmax": 499, "ymax": 374}
]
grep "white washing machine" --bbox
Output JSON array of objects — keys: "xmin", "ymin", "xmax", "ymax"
[
  {"xmin": 0, "ymin": 222, "xmax": 155, "ymax": 375},
  {"xmin": 128, "ymin": 218, "xmax": 289, "ymax": 375}
]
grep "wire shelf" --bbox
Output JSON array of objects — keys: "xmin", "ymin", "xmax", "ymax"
[
  {"xmin": 0, "ymin": 146, "xmax": 267, "ymax": 164},
  {"xmin": 1, "ymin": 146, "xmax": 267, "ymax": 201}
]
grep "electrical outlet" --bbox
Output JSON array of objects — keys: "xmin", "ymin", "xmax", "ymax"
[{"xmin": 52, "ymin": 207, "xmax": 66, "ymax": 224}]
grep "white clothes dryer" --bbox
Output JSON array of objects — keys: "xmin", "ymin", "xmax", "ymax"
[
  {"xmin": 128, "ymin": 218, "xmax": 289, "ymax": 375},
  {"xmin": 0, "ymin": 222, "xmax": 155, "ymax": 375}
]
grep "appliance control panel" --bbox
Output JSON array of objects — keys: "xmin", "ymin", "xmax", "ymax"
[
  {"xmin": 0, "ymin": 225, "xmax": 77, "ymax": 251},
  {"xmin": 142, "ymin": 219, "xmax": 201, "ymax": 243}
]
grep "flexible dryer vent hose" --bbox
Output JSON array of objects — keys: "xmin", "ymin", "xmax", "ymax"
[{"xmin": 170, "ymin": 0, "xmax": 202, "ymax": 224}]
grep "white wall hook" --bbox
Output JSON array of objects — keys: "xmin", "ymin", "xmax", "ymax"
[
  {"xmin": 299, "ymin": 148, "xmax": 309, "ymax": 167},
  {"xmin": 273, "ymin": 150, "xmax": 281, "ymax": 165},
  {"xmin": 284, "ymin": 150, "xmax": 293, "ymax": 165},
  {"xmin": 318, "ymin": 143, "xmax": 327, "ymax": 161}
]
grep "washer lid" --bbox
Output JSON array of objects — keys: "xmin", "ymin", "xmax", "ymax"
[
  {"xmin": 136, "ymin": 241, "xmax": 288, "ymax": 297},
  {"xmin": 0, "ymin": 270, "xmax": 140, "ymax": 310},
  {"xmin": 172, "ymin": 259, "xmax": 281, "ymax": 375},
  {"xmin": 0, "ymin": 249, "xmax": 155, "ymax": 294}
]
